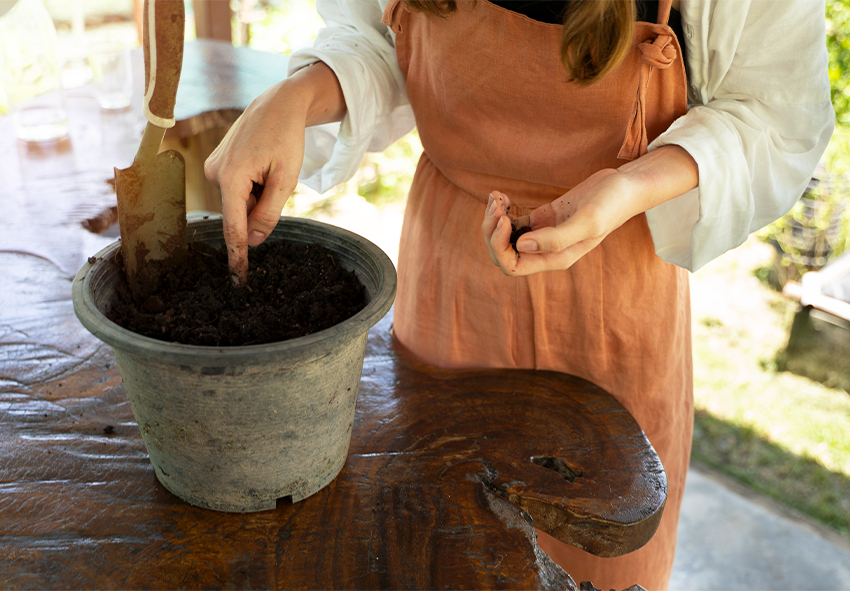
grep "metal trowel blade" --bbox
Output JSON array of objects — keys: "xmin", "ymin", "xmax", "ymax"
[{"xmin": 115, "ymin": 149, "xmax": 187, "ymax": 297}]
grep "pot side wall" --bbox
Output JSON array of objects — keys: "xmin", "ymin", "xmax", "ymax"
[
  {"xmin": 73, "ymin": 218, "xmax": 398, "ymax": 514},
  {"xmin": 113, "ymin": 331, "xmax": 368, "ymax": 512}
]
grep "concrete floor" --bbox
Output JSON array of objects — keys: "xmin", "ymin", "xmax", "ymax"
[{"xmin": 670, "ymin": 464, "xmax": 850, "ymax": 591}]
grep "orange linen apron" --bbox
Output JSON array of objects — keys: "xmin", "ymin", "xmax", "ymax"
[{"xmin": 382, "ymin": 1, "xmax": 692, "ymax": 588}]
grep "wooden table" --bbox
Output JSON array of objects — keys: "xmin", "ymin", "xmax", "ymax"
[{"xmin": 0, "ymin": 41, "xmax": 665, "ymax": 590}]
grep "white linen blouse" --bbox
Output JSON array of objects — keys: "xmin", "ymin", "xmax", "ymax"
[{"xmin": 288, "ymin": 0, "xmax": 835, "ymax": 271}]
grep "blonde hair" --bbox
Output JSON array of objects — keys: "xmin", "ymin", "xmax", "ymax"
[{"xmin": 401, "ymin": 0, "xmax": 637, "ymax": 86}]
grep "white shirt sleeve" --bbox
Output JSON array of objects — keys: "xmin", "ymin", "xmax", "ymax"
[
  {"xmin": 288, "ymin": 0, "xmax": 414, "ymax": 194},
  {"xmin": 646, "ymin": 0, "xmax": 835, "ymax": 271}
]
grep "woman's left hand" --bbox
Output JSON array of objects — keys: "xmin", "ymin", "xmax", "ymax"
[
  {"xmin": 481, "ymin": 145, "xmax": 700, "ymax": 276},
  {"xmin": 482, "ymin": 168, "xmax": 639, "ymax": 276}
]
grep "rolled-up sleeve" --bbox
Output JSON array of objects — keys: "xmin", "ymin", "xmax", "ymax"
[
  {"xmin": 288, "ymin": 0, "xmax": 414, "ymax": 193},
  {"xmin": 646, "ymin": 0, "xmax": 835, "ymax": 271}
]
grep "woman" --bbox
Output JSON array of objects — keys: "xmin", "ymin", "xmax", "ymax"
[{"xmin": 204, "ymin": 1, "xmax": 833, "ymax": 588}]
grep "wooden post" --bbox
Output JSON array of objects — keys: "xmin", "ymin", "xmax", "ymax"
[{"xmin": 192, "ymin": 0, "xmax": 232, "ymax": 42}]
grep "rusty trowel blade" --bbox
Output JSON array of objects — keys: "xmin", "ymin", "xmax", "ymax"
[{"xmin": 115, "ymin": 149, "xmax": 187, "ymax": 297}]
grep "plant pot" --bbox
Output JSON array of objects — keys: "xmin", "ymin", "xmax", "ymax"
[{"xmin": 72, "ymin": 217, "xmax": 397, "ymax": 513}]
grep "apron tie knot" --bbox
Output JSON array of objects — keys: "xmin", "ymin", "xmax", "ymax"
[
  {"xmin": 637, "ymin": 34, "xmax": 677, "ymax": 69},
  {"xmin": 618, "ymin": 32, "xmax": 677, "ymax": 161},
  {"xmin": 381, "ymin": 0, "xmax": 408, "ymax": 34}
]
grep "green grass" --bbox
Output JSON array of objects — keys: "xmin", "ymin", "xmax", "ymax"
[
  {"xmin": 690, "ymin": 237, "xmax": 850, "ymax": 538},
  {"xmin": 692, "ymin": 410, "xmax": 850, "ymax": 537}
]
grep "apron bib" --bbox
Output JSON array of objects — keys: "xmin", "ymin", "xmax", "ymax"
[{"xmin": 383, "ymin": 1, "xmax": 692, "ymax": 588}]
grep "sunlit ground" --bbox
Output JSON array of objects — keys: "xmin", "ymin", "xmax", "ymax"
[{"xmin": 690, "ymin": 238, "xmax": 850, "ymax": 537}]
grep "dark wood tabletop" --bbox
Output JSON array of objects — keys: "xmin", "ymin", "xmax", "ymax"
[{"xmin": 0, "ymin": 40, "xmax": 664, "ymax": 590}]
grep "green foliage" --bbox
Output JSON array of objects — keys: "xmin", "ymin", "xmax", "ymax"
[
  {"xmin": 356, "ymin": 131, "xmax": 423, "ymax": 207},
  {"xmin": 239, "ymin": 0, "xmax": 324, "ymax": 55},
  {"xmin": 827, "ymin": 0, "xmax": 850, "ymax": 126},
  {"xmin": 755, "ymin": 192, "xmax": 846, "ymax": 290},
  {"xmin": 758, "ymin": 170, "xmax": 847, "ymax": 263},
  {"xmin": 814, "ymin": 130, "xmax": 850, "ymax": 258}
]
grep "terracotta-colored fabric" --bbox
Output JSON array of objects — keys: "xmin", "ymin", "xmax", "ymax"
[{"xmin": 382, "ymin": 1, "xmax": 693, "ymax": 589}]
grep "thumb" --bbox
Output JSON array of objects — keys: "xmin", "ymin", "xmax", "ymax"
[
  {"xmin": 246, "ymin": 166, "xmax": 297, "ymax": 247},
  {"xmin": 516, "ymin": 210, "xmax": 601, "ymax": 254}
]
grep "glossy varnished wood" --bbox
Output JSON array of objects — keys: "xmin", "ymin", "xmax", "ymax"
[{"xmin": 0, "ymin": 46, "xmax": 664, "ymax": 590}]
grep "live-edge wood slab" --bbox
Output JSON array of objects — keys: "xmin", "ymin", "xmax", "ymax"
[{"xmin": 0, "ymin": 305, "xmax": 665, "ymax": 590}]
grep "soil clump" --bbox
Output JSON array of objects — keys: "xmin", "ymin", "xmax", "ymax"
[
  {"xmin": 108, "ymin": 240, "xmax": 367, "ymax": 347},
  {"xmin": 510, "ymin": 222, "xmax": 532, "ymax": 253}
]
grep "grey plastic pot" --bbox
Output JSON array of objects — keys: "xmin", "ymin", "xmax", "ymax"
[{"xmin": 72, "ymin": 217, "xmax": 396, "ymax": 513}]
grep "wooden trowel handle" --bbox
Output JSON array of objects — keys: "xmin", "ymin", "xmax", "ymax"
[{"xmin": 142, "ymin": 0, "xmax": 184, "ymax": 129}]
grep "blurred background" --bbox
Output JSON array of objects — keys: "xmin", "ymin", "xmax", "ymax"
[{"xmin": 1, "ymin": 0, "xmax": 849, "ymax": 557}]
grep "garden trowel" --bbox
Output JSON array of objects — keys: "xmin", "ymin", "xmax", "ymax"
[{"xmin": 115, "ymin": 0, "xmax": 186, "ymax": 299}]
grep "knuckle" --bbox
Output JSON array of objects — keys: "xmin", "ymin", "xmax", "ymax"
[
  {"xmin": 282, "ymin": 178, "xmax": 298, "ymax": 197},
  {"xmin": 203, "ymin": 158, "xmax": 218, "ymax": 182},
  {"xmin": 539, "ymin": 231, "xmax": 563, "ymax": 253},
  {"xmin": 549, "ymin": 235, "xmax": 564, "ymax": 253},
  {"xmin": 252, "ymin": 210, "xmax": 281, "ymax": 230},
  {"xmin": 221, "ymin": 222, "xmax": 241, "ymax": 241}
]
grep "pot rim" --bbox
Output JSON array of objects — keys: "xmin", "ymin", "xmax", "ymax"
[{"xmin": 72, "ymin": 217, "xmax": 397, "ymax": 366}]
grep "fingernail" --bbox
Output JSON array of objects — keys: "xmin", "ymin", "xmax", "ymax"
[
  {"xmin": 518, "ymin": 239, "xmax": 538, "ymax": 252},
  {"xmin": 488, "ymin": 199, "xmax": 498, "ymax": 216},
  {"xmin": 248, "ymin": 230, "xmax": 265, "ymax": 246}
]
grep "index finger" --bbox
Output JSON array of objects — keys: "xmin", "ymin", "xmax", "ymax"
[{"xmin": 220, "ymin": 177, "xmax": 252, "ymax": 285}]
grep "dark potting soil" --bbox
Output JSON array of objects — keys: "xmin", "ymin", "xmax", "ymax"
[
  {"xmin": 510, "ymin": 222, "xmax": 532, "ymax": 253},
  {"xmin": 107, "ymin": 241, "xmax": 367, "ymax": 347}
]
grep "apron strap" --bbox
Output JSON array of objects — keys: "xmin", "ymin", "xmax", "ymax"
[
  {"xmin": 657, "ymin": 0, "xmax": 673, "ymax": 26},
  {"xmin": 382, "ymin": 0, "xmax": 407, "ymax": 34},
  {"xmin": 618, "ymin": 6, "xmax": 678, "ymax": 161}
]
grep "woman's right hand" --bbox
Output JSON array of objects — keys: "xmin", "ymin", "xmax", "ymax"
[{"xmin": 204, "ymin": 62, "xmax": 346, "ymax": 284}]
